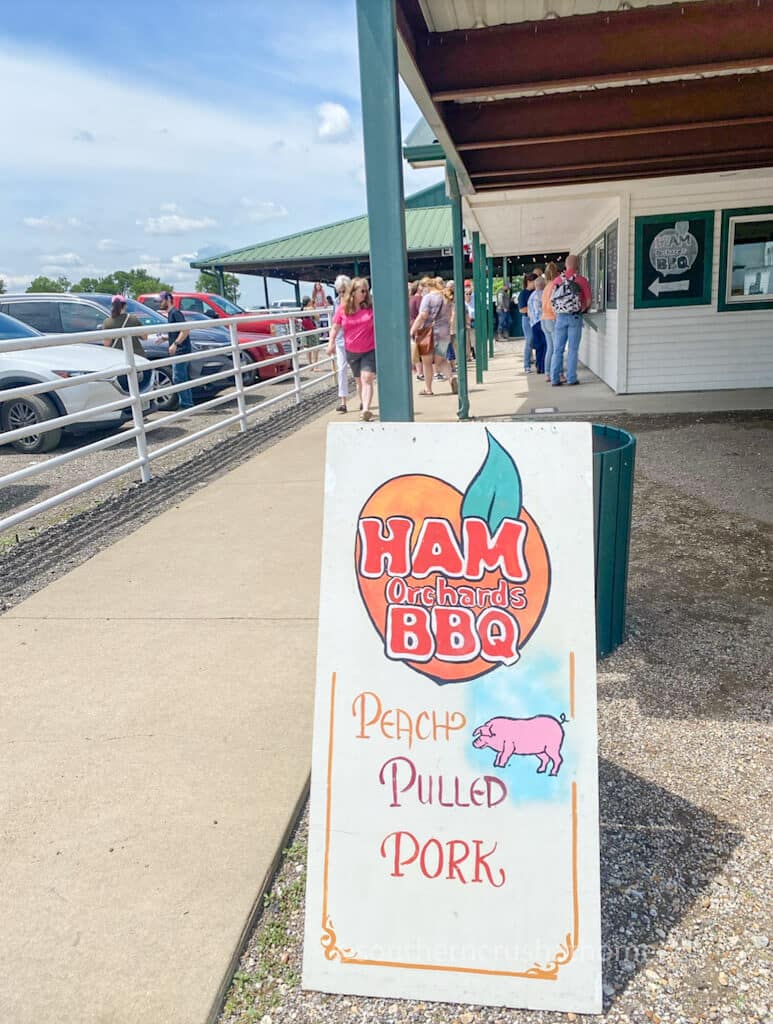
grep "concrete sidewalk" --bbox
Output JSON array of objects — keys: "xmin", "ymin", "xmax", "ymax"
[
  {"xmin": 0, "ymin": 412, "xmax": 335, "ymax": 1024},
  {"xmin": 1, "ymin": 347, "xmax": 770, "ymax": 1024}
]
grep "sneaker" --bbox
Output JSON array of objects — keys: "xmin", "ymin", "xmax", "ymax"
[
  {"xmin": 336, "ymin": 402, "xmax": 347, "ymax": 413},
  {"xmin": 524, "ymin": 368, "xmax": 532, "ymax": 374},
  {"xmin": 361, "ymin": 409, "xmax": 373, "ymax": 422},
  {"xmin": 436, "ymin": 373, "xmax": 446, "ymax": 381},
  {"xmin": 416, "ymin": 374, "xmax": 424, "ymax": 381}
]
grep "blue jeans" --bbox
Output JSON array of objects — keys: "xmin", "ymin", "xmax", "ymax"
[
  {"xmin": 551, "ymin": 313, "xmax": 583, "ymax": 384},
  {"xmin": 531, "ymin": 322, "xmax": 546, "ymax": 374},
  {"xmin": 173, "ymin": 358, "xmax": 194, "ymax": 408},
  {"xmin": 521, "ymin": 315, "xmax": 533, "ymax": 370},
  {"xmin": 542, "ymin": 319, "xmax": 555, "ymax": 377},
  {"xmin": 496, "ymin": 310, "xmax": 511, "ymax": 336}
]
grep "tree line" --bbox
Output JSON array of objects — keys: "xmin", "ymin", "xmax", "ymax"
[{"xmin": 0, "ymin": 269, "xmax": 240, "ymax": 302}]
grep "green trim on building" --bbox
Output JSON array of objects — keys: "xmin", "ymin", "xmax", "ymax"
[
  {"xmin": 717, "ymin": 205, "xmax": 773, "ymax": 313},
  {"xmin": 633, "ymin": 210, "xmax": 714, "ymax": 310}
]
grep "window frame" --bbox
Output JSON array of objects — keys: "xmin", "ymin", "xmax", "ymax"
[
  {"xmin": 718, "ymin": 205, "xmax": 773, "ymax": 312},
  {"xmin": 6, "ymin": 299, "xmax": 62, "ymax": 334},
  {"xmin": 59, "ymin": 300, "xmax": 106, "ymax": 334}
]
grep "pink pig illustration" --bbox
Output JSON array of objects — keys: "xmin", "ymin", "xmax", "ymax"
[{"xmin": 472, "ymin": 715, "xmax": 567, "ymax": 776}]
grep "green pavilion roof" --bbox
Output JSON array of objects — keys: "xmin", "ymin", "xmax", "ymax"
[{"xmin": 191, "ymin": 185, "xmax": 451, "ymax": 280}]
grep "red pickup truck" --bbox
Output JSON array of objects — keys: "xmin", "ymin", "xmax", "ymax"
[{"xmin": 138, "ymin": 291, "xmax": 293, "ymax": 380}]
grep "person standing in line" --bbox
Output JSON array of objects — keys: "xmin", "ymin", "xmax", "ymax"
[
  {"xmin": 158, "ymin": 291, "xmax": 193, "ymax": 409},
  {"xmin": 464, "ymin": 280, "xmax": 475, "ymax": 361},
  {"xmin": 333, "ymin": 275, "xmax": 351, "ymax": 413},
  {"xmin": 517, "ymin": 274, "xmax": 536, "ymax": 373},
  {"xmin": 527, "ymin": 277, "xmax": 547, "ymax": 375},
  {"xmin": 307, "ymin": 282, "xmax": 327, "ymax": 370},
  {"xmin": 408, "ymin": 279, "xmax": 423, "ymax": 380},
  {"xmin": 550, "ymin": 254, "xmax": 592, "ymax": 386},
  {"xmin": 327, "ymin": 277, "xmax": 376, "ymax": 421},
  {"xmin": 411, "ymin": 277, "xmax": 457, "ymax": 396},
  {"xmin": 495, "ymin": 280, "xmax": 511, "ymax": 339},
  {"xmin": 541, "ymin": 261, "xmax": 560, "ymax": 383}
]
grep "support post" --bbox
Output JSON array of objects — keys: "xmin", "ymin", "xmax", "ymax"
[
  {"xmin": 447, "ymin": 162, "xmax": 469, "ymax": 420},
  {"xmin": 121, "ymin": 336, "xmax": 151, "ymax": 483},
  {"xmin": 263, "ymin": 276, "xmax": 270, "ymax": 308},
  {"xmin": 216, "ymin": 268, "xmax": 226, "ymax": 297},
  {"xmin": 228, "ymin": 322, "xmax": 249, "ymax": 432},
  {"xmin": 356, "ymin": 0, "xmax": 413, "ymax": 422},
  {"xmin": 502, "ymin": 256, "xmax": 509, "ymax": 337},
  {"xmin": 480, "ymin": 242, "xmax": 489, "ymax": 370},
  {"xmin": 472, "ymin": 231, "xmax": 484, "ymax": 384},
  {"xmin": 487, "ymin": 254, "xmax": 495, "ymax": 358},
  {"xmin": 294, "ymin": 280, "xmax": 301, "ymax": 306},
  {"xmin": 354, "ymin": 257, "xmax": 361, "ymax": 276}
]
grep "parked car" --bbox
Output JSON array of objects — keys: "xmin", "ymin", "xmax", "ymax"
[
  {"xmin": 177, "ymin": 310, "xmax": 290, "ymax": 384},
  {"xmin": 0, "ymin": 311, "xmax": 153, "ymax": 454},
  {"xmin": 0, "ymin": 294, "xmax": 236, "ymax": 413},
  {"xmin": 137, "ymin": 292, "xmax": 294, "ymax": 378}
]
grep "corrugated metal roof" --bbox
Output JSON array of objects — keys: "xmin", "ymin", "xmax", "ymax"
[
  {"xmin": 420, "ymin": 0, "xmax": 704, "ymax": 31},
  {"xmin": 192, "ymin": 205, "xmax": 451, "ymax": 269}
]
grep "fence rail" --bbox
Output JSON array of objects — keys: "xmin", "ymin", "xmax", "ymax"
[{"xmin": 0, "ymin": 308, "xmax": 336, "ymax": 534}]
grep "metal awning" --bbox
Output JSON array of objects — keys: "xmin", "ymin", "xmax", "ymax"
[{"xmin": 396, "ymin": 0, "xmax": 773, "ymax": 194}]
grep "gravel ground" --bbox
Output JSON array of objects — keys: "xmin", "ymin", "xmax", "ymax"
[
  {"xmin": 218, "ymin": 411, "xmax": 772, "ymax": 1024},
  {"xmin": 0, "ymin": 369, "xmax": 335, "ymax": 549}
]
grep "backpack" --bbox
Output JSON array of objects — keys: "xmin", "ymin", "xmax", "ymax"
[{"xmin": 550, "ymin": 274, "xmax": 583, "ymax": 315}]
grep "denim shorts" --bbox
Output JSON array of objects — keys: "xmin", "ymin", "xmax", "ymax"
[{"xmin": 346, "ymin": 348, "xmax": 376, "ymax": 377}]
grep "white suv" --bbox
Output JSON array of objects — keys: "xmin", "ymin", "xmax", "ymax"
[{"xmin": 0, "ymin": 311, "xmax": 153, "ymax": 454}]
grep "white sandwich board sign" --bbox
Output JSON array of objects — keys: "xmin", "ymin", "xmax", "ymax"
[{"xmin": 303, "ymin": 423, "xmax": 602, "ymax": 1015}]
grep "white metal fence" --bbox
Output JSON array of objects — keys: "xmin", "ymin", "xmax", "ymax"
[{"xmin": 0, "ymin": 307, "xmax": 336, "ymax": 534}]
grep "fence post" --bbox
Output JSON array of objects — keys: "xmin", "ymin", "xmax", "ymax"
[
  {"xmin": 228, "ymin": 321, "xmax": 248, "ymax": 433},
  {"xmin": 121, "ymin": 336, "xmax": 152, "ymax": 484},
  {"xmin": 289, "ymin": 314, "xmax": 301, "ymax": 405}
]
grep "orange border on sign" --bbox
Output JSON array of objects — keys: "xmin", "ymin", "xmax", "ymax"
[{"xmin": 320, "ymin": 663, "xmax": 581, "ymax": 980}]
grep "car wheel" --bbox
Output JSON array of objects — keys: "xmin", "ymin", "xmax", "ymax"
[
  {"xmin": 1, "ymin": 394, "xmax": 62, "ymax": 453},
  {"xmin": 153, "ymin": 367, "xmax": 179, "ymax": 412},
  {"xmin": 240, "ymin": 353, "xmax": 258, "ymax": 388}
]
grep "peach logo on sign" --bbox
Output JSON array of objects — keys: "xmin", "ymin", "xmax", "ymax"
[{"xmin": 355, "ymin": 430, "xmax": 551, "ymax": 685}]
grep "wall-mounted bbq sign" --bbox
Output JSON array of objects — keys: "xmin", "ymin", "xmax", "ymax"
[
  {"xmin": 634, "ymin": 210, "xmax": 714, "ymax": 309},
  {"xmin": 303, "ymin": 423, "xmax": 602, "ymax": 1016}
]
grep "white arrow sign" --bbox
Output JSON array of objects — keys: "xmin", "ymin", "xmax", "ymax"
[{"xmin": 649, "ymin": 278, "xmax": 690, "ymax": 297}]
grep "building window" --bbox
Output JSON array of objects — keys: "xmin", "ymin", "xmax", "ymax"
[
  {"xmin": 718, "ymin": 206, "xmax": 773, "ymax": 312},
  {"xmin": 591, "ymin": 237, "xmax": 606, "ymax": 313}
]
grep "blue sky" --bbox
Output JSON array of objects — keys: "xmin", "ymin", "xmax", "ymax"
[{"xmin": 0, "ymin": 0, "xmax": 441, "ymax": 305}]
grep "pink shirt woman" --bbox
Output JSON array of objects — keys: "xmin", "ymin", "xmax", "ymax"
[{"xmin": 327, "ymin": 277, "xmax": 376, "ymax": 422}]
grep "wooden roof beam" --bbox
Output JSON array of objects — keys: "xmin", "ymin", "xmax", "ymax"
[
  {"xmin": 448, "ymin": 72, "xmax": 773, "ymax": 151},
  {"xmin": 464, "ymin": 123, "xmax": 772, "ymax": 176},
  {"xmin": 421, "ymin": 0, "xmax": 773, "ymax": 101}
]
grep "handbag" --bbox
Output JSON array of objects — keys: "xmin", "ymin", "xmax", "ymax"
[
  {"xmin": 413, "ymin": 294, "xmax": 441, "ymax": 356},
  {"xmin": 414, "ymin": 322, "xmax": 434, "ymax": 357}
]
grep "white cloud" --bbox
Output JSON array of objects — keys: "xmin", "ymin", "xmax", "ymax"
[
  {"xmin": 239, "ymin": 198, "xmax": 288, "ymax": 222},
  {"xmin": 160, "ymin": 202, "xmax": 178, "ymax": 212},
  {"xmin": 0, "ymin": 272, "xmax": 32, "ymax": 290},
  {"xmin": 140, "ymin": 213, "xmax": 217, "ymax": 235},
  {"xmin": 41, "ymin": 251, "xmax": 82, "ymax": 266},
  {"xmin": 96, "ymin": 238, "xmax": 135, "ymax": 253},
  {"xmin": 316, "ymin": 102, "xmax": 352, "ymax": 142},
  {"xmin": 72, "ymin": 129, "xmax": 96, "ymax": 143},
  {"xmin": 23, "ymin": 215, "xmax": 81, "ymax": 230}
]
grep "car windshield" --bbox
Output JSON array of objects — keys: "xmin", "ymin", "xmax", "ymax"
[
  {"xmin": 212, "ymin": 295, "xmax": 244, "ymax": 315},
  {"xmin": 0, "ymin": 311, "xmax": 41, "ymax": 340}
]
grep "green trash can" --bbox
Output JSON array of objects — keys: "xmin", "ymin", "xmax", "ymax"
[{"xmin": 592, "ymin": 425, "xmax": 636, "ymax": 659}]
